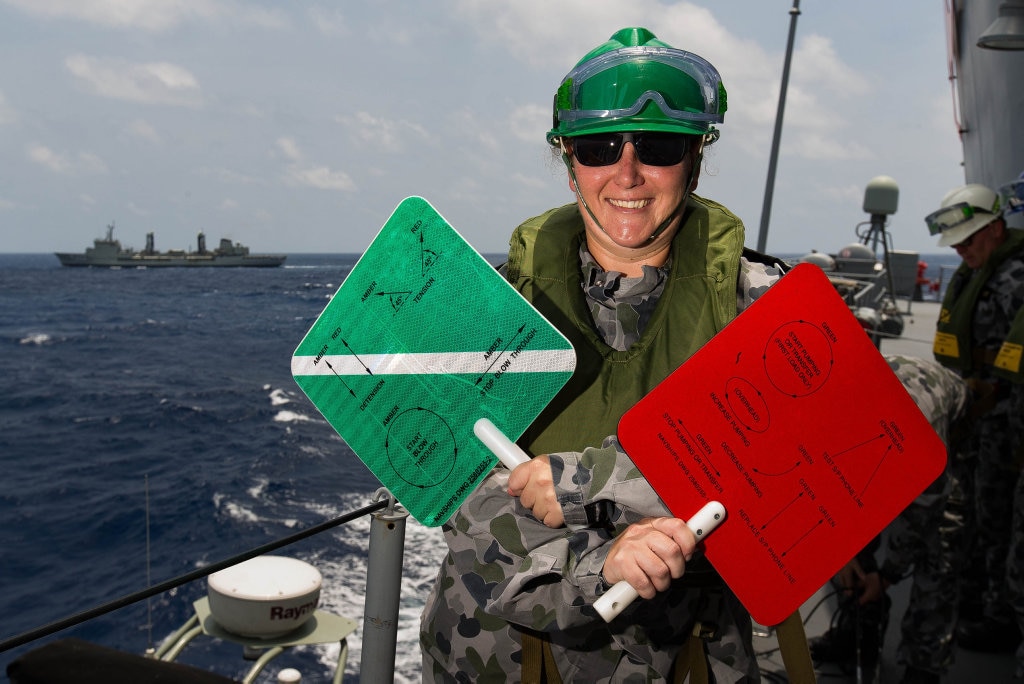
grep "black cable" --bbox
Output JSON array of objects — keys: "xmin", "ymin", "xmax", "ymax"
[
  {"xmin": 801, "ymin": 586, "xmax": 842, "ymax": 627},
  {"xmin": 0, "ymin": 498, "xmax": 389, "ymax": 653}
]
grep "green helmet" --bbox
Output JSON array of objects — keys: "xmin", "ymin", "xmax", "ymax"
[{"xmin": 547, "ymin": 27, "xmax": 727, "ymax": 144}]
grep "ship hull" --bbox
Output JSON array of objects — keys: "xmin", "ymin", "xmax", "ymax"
[{"xmin": 55, "ymin": 253, "xmax": 286, "ymax": 268}]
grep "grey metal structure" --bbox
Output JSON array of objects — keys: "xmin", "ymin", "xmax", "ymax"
[
  {"xmin": 360, "ymin": 491, "xmax": 409, "ymax": 684},
  {"xmin": 949, "ymin": 0, "xmax": 1024, "ymax": 227}
]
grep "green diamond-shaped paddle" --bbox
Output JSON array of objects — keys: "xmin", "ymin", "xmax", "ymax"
[{"xmin": 292, "ymin": 197, "xmax": 576, "ymax": 526}]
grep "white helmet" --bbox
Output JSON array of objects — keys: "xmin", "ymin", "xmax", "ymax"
[{"xmin": 924, "ymin": 183, "xmax": 1001, "ymax": 247}]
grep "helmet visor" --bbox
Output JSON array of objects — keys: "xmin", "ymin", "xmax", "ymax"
[
  {"xmin": 556, "ymin": 47, "xmax": 725, "ymax": 128},
  {"xmin": 924, "ymin": 202, "xmax": 986, "ymax": 236}
]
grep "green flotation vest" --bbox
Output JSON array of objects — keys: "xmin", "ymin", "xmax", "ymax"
[
  {"xmin": 934, "ymin": 229, "xmax": 1024, "ymax": 383},
  {"xmin": 505, "ymin": 197, "xmax": 744, "ymax": 456}
]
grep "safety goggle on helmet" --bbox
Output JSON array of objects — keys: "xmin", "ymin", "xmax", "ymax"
[
  {"xmin": 924, "ymin": 202, "xmax": 992, "ymax": 236},
  {"xmin": 546, "ymin": 27, "xmax": 727, "ymax": 145},
  {"xmin": 924, "ymin": 183, "xmax": 1002, "ymax": 247}
]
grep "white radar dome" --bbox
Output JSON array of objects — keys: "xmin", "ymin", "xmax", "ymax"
[{"xmin": 207, "ymin": 556, "xmax": 322, "ymax": 638}]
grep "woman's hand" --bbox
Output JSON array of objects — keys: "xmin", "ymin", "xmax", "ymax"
[
  {"xmin": 600, "ymin": 517, "xmax": 697, "ymax": 599},
  {"xmin": 507, "ymin": 455, "xmax": 565, "ymax": 528}
]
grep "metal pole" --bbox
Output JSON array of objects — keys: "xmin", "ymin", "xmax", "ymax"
[
  {"xmin": 360, "ymin": 490, "xmax": 408, "ymax": 684},
  {"xmin": 756, "ymin": 0, "xmax": 802, "ymax": 253}
]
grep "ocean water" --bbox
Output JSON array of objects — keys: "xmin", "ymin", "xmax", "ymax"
[
  {"xmin": 0, "ymin": 253, "xmax": 449, "ymax": 682},
  {"xmin": 0, "ymin": 249, "xmax": 962, "ymax": 683}
]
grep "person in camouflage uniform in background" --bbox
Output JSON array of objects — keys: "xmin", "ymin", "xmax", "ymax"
[
  {"xmin": 805, "ymin": 355, "xmax": 967, "ymax": 684},
  {"xmin": 420, "ymin": 27, "xmax": 787, "ymax": 683},
  {"xmin": 924, "ymin": 182, "xmax": 1024, "ymax": 660},
  {"xmin": 879, "ymin": 355, "xmax": 968, "ymax": 684},
  {"xmin": 994, "ymin": 173, "xmax": 1024, "ymax": 677}
]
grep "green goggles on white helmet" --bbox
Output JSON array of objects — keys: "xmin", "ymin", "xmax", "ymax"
[
  {"xmin": 547, "ymin": 28, "xmax": 727, "ymax": 145},
  {"xmin": 924, "ymin": 182, "xmax": 1003, "ymax": 247},
  {"xmin": 924, "ymin": 202, "xmax": 994, "ymax": 236}
]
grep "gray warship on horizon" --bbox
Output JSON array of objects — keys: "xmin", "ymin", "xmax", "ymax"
[{"xmin": 55, "ymin": 222, "xmax": 286, "ymax": 268}]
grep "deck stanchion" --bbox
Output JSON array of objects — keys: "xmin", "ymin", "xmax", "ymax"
[{"xmin": 360, "ymin": 490, "xmax": 408, "ymax": 684}]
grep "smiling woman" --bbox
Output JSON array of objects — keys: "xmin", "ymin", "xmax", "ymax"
[{"xmin": 419, "ymin": 26, "xmax": 791, "ymax": 684}]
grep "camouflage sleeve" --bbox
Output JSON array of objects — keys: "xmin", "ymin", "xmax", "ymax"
[
  {"xmin": 993, "ymin": 255, "xmax": 1024, "ymax": 328},
  {"xmin": 446, "ymin": 466, "xmax": 625, "ymax": 630},
  {"xmin": 737, "ymin": 255, "xmax": 785, "ymax": 312},
  {"xmin": 442, "ymin": 438, "xmax": 676, "ymax": 631},
  {"xmin": 547, "ymin": 436, "xmax": 671, "ymax": 528},
  {"xmin": 880, "ymin": 354, "xmax": 967, "ymax": 579}
]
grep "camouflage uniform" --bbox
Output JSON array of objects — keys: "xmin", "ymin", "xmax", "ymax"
[
  {"xmin": 878, "ymin": 355, "xmax": 968, "ymax": 673},
  {"xmin": 420, "ymin": 255, "xmax": 783, "ymax": 683},
  {"xmin": 943, "ymin": 248, "xmax": 1024, "ymax": 627},
  {"xmin": 1008, "ymin": 382, "xmax": 1024, "ymax": 671}
]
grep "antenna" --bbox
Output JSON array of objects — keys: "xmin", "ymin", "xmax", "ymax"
[
  {"xmin": 756, "ymin": 0, "xmax": 802, "ymax": 253},
  {"xmin": 860, "ymin": 175, "xmax": 901, "ymax": 311},
  {"xmin": 143, "ymin": 474, "xmax": 155, "ymax": 656}
]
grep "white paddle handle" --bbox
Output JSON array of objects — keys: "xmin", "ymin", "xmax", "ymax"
[
  {"xmin": 594, "ymin": 500, "xmax": 726, "ymax": 622},
  {"xmin": 474, "ymin": 418, "xmax": 530, "ymax": 469}
]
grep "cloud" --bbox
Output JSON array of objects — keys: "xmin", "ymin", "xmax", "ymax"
[
  {"xmin": 27, "ymin": 144, "xmax": 71, "ymax": 173},
  {"xmin": 794, "ymin": 35, "xmax": 870, "ymax": 97},
  {"xmin": 77, "ymin": 151, "xmax": 109, "ymax": 174},
  {"xmin": 27, "ymin": 143, "xmax": 108, "ymax": 174},
  {"xmin": 275, "ymin": 137, "xmax": 355, "ymax": 191},
  {"xmin": 283, "ymin": 164, "xmax": 356, "ymax": 191},
  {"xmin": 127, "ymin": 202, "xmax": 150, "ymax": 217},
  {"xmin": 510, "ymin": 171, "xmax": 548, "ymax": 190},
  {"xmin": 507, "ymin": 104, "xmax": 549, "ymax": 144},
  {"xmin": 308, "ymin": 6, "xmax": 349, "ymax": 35},
  {"xmin": 65, "ymin": 54, "xmax": 203, "ymax": 107},
  {"xmin": 276, "ymin": 137, "xmax": 303, "ymax": 162},
  {"xmin": 198, "ymin": 166, "xmax": 262, "ymax": 185},
  {"xmin": 338, "ymin": 112, "xmax": 429, "ymax": 154},
  {"xmin": 448, "ymin": 1, "xmax": 874, "ymax": 166},
  {"xmin": 451, "ymin": 0, "xmax": 728, "ymax": 69},
  {"xmin": 2, "ymin": 0, "xmax": 287, "ymax": 32},
  {"xmin": 790, "ymin": 133, "xmax": 874, "ymax": 162},
  {"xmin": 125, "ymin": 119, "xmax": 161, "ymax": 143}
]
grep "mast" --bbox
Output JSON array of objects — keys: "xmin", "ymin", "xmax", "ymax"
[{"xmin": 756, "ymin": 0, "xmax": 801, "ymax": 253}]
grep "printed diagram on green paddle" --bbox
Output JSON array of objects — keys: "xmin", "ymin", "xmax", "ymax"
[{"xmin": 291, "ymin": 197, "xmax": 575, "ymax": 527}]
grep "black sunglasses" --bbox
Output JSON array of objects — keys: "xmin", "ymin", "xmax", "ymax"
[{"xmin": 570, "ymin": 132, "xmax": 691, "ymax": 167}]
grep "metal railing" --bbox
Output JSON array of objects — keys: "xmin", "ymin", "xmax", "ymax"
[{"xmin": 0, "ymin": 492, "xmax": 410, "ymax": 684}]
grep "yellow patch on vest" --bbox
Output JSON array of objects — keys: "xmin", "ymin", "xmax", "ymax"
[
  {"xmin": 933, "ymin": 331, "xmax": 960, "ymax": 359},
  {"xmin": 995, "ymin": 342, "xmax": 1023, "ymax": 374}
]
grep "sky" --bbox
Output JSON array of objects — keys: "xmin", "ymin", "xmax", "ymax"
[{"xmin": 0, "ymin": 0, "xmax": 970, "ymax": 257}]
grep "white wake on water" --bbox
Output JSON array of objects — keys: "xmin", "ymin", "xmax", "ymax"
[{"xmin": 300, "ymin": 494, "xmax": 447, "ymax": 683}]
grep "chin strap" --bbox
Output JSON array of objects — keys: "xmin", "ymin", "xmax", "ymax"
[{"xmin": 558, "ymin": 135, "xmax": 709, "ymax": 242}]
